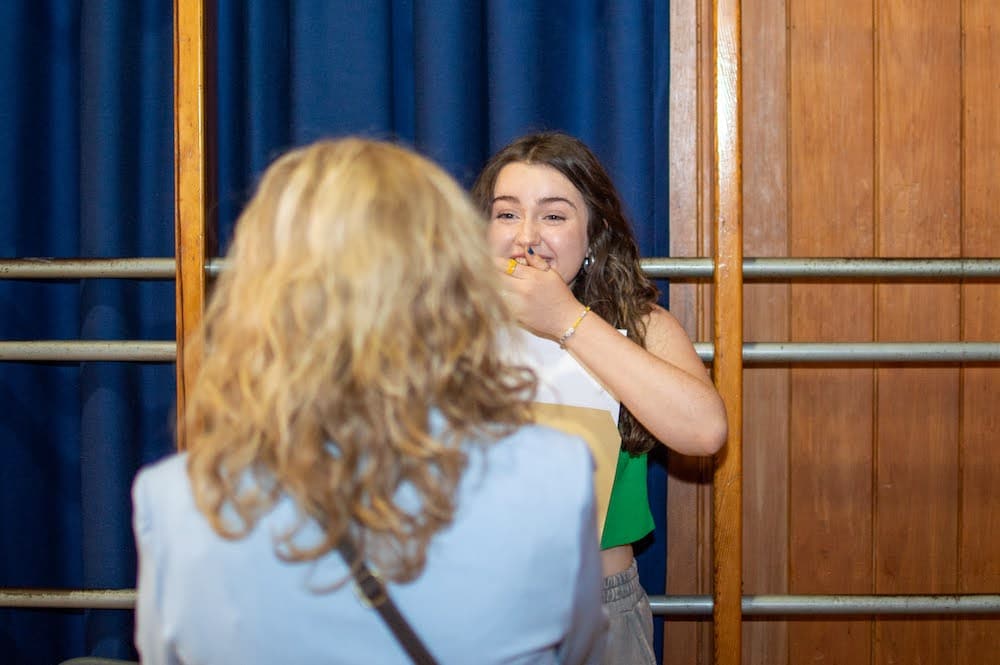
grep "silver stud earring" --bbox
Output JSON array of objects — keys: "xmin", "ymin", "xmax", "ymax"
[{"xmin": 582, "ymin": 251, "xmax": 593, "ymax": 270}]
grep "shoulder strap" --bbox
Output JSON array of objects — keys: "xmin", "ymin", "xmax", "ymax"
[{"xmin": 337, "ymin": 539, "xmax": 439, "ymax": 665}]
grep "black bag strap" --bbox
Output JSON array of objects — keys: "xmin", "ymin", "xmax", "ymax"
[{"xmin": 337, "ymin": 538, "xmax": 439, "ymax": 665}]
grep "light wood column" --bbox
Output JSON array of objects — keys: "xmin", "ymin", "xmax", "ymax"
[
  {"xmin": 712, "ymin": 0, "xmax": 743, "ymax": 662},
  {"xmin": 173, "ymin": 0, "xmax": 215, "ymax": 449}
]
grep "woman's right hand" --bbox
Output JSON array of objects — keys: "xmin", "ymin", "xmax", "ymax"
[{"xmin": 494, "ymin": 253, "xmax": 584, "ymax": 341}]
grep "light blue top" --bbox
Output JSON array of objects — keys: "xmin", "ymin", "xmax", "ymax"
[{"xmin": 133, "ymin": 424, "xmax": 607, "ymax": 665}]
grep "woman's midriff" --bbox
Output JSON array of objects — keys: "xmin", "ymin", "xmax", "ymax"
[{"xmin": 601, "ymin": 543, "xmax": 634, "ymax": 577}]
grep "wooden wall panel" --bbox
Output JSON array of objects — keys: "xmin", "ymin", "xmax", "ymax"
[
  {"xmin": 668, "ymin": 0, "xmax": 997, "ymax": 662},
  {"xmin": 959, "ymin": 0, "xmax": 1000, "ymax": 659},
  {"xmin": 788, "ymin": 1, "xmax": 875, "ymax": 663},
  {"xmin": 667, "ymin": 0, "xmax": 714, "ymax": 660},
  {"xmin": 874, "ymin": 2, "xmax": 961, "ymax": 664},
  {"xmin": 741, "ymin": 0, "xmax": 788, "ymax": 662}
]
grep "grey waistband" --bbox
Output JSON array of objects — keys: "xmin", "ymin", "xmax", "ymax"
[{"xmin": 603, "ymin": 560, "xmax": 644, "ymax": 605}]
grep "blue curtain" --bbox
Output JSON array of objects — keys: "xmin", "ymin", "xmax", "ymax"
[{"xmin": 1, "ymin": 2, "xmax": 671, "ymax": 662}]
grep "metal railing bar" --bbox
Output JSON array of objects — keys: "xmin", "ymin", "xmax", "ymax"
[
  {"xmin": 649, "ymin": 594, "xmax": 1000, "ymax": 616},
  {"xmin": 641, "ymin": 257, "xmax": 714, "ymax": 279},
  {"xmin": 206, "ymin": 257, "xmax": 225, "ymax": 277},
  {"xmin": 642, "ymin": 257, "xmax": 1000, "ymax": 280},
  {"xmin": 3, "ymin": 257, "xmax": 1000, "ymax": 280},
  {"xmin": 3, "ymin": 341, "xmax": 999, "ymax": 364},
  {"xmin": 0, "ymin": 588, "xmax": 136, "ymax": 609},
  {"xmin": 693, "ymin": 342, "xmax": 1000, "ymax": 364},
  {"xmin": 0, "ymin": 341, "xmax": 175, "ymax": 362},
  {"xmin": 748, "ymin": 257, "xmax": 1000, "ymax": 279},
  {"xmin": 0, "ymin": 258, "xmax": 176, "ymax": 279},
  {"xmin": 4, "ymin": 589, "xmax": 998, "ymax": 615}
]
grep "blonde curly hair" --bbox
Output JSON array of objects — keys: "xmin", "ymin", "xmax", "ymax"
[{"xmin": 184, "ymin": 138, "xmax": 536, "ymax": 582}]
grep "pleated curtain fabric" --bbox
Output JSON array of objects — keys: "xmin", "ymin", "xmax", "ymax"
[{"xmin": 0, "ymin": 2, "xmax": 670, "ymax": 662}]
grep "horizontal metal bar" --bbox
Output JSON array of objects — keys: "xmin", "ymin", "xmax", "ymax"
[
  {"xmin": 3, "ymin": 257, "xmax": 999, "ymax": 280},
  {"xmin": 747, "ymin": 258, "xmax": 1000, "ymax": 280},
  {"xmin": 641, "ymin": 257, "xmax": 715, "ymax": 279},
  {"xmin": 206, "ymin": 257, "xmax": 225, "ymax": 278},
  {"xmin": 649, "ymin": 594, "xmax": 1000, "ymax": 616},
  {"xmin": 0, "ymin": 588, "xmax": 136, "ymax": 610},
  {"xmin": 3, "ymin": 341, "xmax": 998, "ymax": 364},
  {"xmin": 4, "ymin": 588, "xmax": 998, "ymax": 615},
  {"xmin": 642, "ymin": 257, "xmax": 1000, "ymax": 280},
  {"xmin": 0, "ymin": 258, "xmax": 176, "ymax": 279},
  {"xmin": 693, "ymin": 342, "xmax": 1000, "ymax": 364},
  {"xmin": 0, "ymin": 341, "xmax": 176, "ymax": 362}
]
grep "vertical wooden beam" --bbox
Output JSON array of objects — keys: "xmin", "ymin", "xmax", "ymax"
[
  {"xmin": 712, "ymin": 0, "xmax": 743, "ymax": 662},
  {"xmin": 667, "ymin": 0, "xmax": 717, "ymax": 660},
  {"xmin": 173, "ymin": 0, "xmax": 215, "ymax": 449},
  {"xmin": 741, "ymin": 0, "xmax": 789, "ymax": 661},
  {"xmin": 960, "ymin": 0, "xmax": 1000, "ymax": 659}
]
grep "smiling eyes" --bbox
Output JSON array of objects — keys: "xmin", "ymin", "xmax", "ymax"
[{"xmin": 492, "ymin": 210, "xmax": 568, "ymax": 224}]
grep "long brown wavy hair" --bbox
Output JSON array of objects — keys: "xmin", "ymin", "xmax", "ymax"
[
  {"xmin": 472, "ymin": 131, "xmax": 660, "ymax": 455},
  {"xmin": 184, "ymin": 138, "xmax": 536, "ymax": 582}
]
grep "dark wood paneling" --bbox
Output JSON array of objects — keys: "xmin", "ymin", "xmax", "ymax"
[
  {"xmin": 788, "ymin": 0, "xmax": 875, "ymax": 662},
  {"xmin": 874, "ymin": 2, "xmax": 962, "ymax": 663},
  {"xmin": 668, "ymin": 0, "xmax": 997, "ymax": 662},
  {"xmin": 667, "ymin": 0, "xmax": 715, "ymax": 660},
  {"xmin": 741, "ymin": 0, "xmax": 789, "ymax": 662},
  {"xmin": 959, "ymin": 0, "xmax": 1000, "ymax": 658}
]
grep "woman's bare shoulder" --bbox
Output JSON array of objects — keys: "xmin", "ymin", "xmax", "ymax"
[
  {"xmin": 644, "ymin": 304, "xmax": 694, "ymax": 343},
  {"xmin": 642, "ymin": 304, "xmax": 709, "ymax": 377}
]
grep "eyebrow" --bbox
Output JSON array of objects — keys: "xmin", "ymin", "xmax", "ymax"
[{"xmin": 491, "ymin": 195, "xmax": 578, "ymax": 209}]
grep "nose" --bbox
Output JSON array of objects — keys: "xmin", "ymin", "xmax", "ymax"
[{"xmin": 514, "ymin": 219, "xmax": 541, "ymax": 249}]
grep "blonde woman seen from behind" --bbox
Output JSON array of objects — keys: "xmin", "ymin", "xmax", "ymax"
[{"xmin": 132, "ymin": 138, "xmax": 608, "ymax": 665}]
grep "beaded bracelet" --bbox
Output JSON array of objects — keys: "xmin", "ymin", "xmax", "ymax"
[{"xmin": 558, "ymin": 306, "xmax": 591, "ymax": 349}]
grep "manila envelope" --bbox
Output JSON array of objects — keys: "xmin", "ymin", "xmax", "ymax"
[
  {"xmin": 529, "ymin": 402, "xmax": 622, "ymax": 540},
  {"xmin": 507, "ymin": 328, "xmax": 625, "ymax": 541}
]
